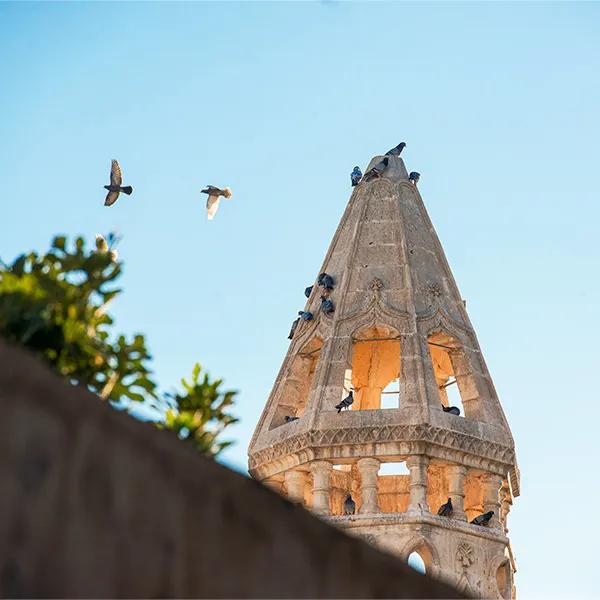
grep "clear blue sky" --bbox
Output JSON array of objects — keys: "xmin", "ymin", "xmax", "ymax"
[{"xmin": 1, "ymin": 2, "xmax": 598, "ymax": 597}]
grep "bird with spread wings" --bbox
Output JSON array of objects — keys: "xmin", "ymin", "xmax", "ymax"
[
  {"xmin": 201, "ymin": 185, "xmax": 233, "ymax": 220},
  {"xmin": 104, "ymin": 160, "xmax": 133, "ymax": 206}
]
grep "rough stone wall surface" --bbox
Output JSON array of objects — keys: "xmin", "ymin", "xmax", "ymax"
[{"xmin": 0, "ymin": 341, "xmax": 462, "ymax": 599}]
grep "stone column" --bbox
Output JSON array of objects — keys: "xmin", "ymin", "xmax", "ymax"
[
  {"xmin": 406, "ymin": 455, "xmax": 430, "ymax": 512},
  {"xmin": 357, "ymin": 458, "xmax": 380, "ymax": 514},
  {"xmin": 263, "ymin": 476, "xmax": 283, "ymax": 495},
  {"xmin": 285, "ymin": 470, "xmax": 307, "ymax": 506},
  {"xmin": 500, "ymin": 485, "xmax": 512, "ymax": 533},
  {"xmin": 447, "ymin": 464, "xmax": 467, "ymax": 521},
  {"xmin": 482, "ymin": 473, "xmax": 503, "ymax": 528},
  {"xmin": 310, "ymin": 461, "xmax": 332, "ymax": 515}
]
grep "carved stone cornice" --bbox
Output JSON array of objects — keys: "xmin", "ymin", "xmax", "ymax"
[{"xmin": 248, "ymin": 423, "xmax": 515, "ymax": 474}]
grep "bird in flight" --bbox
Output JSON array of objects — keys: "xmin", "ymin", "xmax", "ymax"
[
  {"xmin": 104, "ymin": 160, "xmax": 133, "ymax": 206},
  {"xmin": 201, "ymin": 185, "xmax": 233, "ymax": 220}
]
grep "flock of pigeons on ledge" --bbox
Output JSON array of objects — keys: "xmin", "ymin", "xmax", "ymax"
[
  {"xmin": 101, "ymin": 142, "xmax": 420, "ymax": 221},
  {"xmin": 349, "ymin": 141, "xmax": 421, "ymax": 188},
  {"xmin": 341, "ymin": 494, "xmax": 495, "ymax": 528}
]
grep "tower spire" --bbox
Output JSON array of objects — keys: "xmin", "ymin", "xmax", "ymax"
[{"xmin": 249, "ymin": 151, "xmax": 519, "ymax": 598}]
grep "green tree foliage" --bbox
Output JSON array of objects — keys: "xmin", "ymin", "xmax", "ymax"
[
  {"xmin": 160, "ymin": 363, "xmax": 238, "ymax": 457},
  {"xmin": 0, "ymin": 235, "xmax": 237, "ymax": 457}
]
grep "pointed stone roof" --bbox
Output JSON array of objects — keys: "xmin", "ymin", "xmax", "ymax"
[{"xmin": 249, "ymin": 154, "xmax": 518, "ymax": 495}]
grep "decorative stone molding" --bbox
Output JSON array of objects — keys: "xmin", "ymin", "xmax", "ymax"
[{"xmin": 249, "ymin": 424, "xmax": 516, "ymax": 473}]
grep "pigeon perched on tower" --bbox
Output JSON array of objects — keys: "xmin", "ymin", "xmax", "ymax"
[
  {"xmin": 385, "ymin": 142, "xmax": 406, "ymax": 157},
  {"xmin": 351, "ymin": 166, "xmax": 362, "ymax": 187},
  {"xmin": 409, "ymin": 171, "xmax": 421, "ymax": 185},
  {"xmin": 363, "ymin": 156, "xmax": 389, "ymax": 182},
  {"xmin": 470, "ymin": 511, "xmax": 494, "ymax": 526},
  {"xmin": 344, "ymin": 494, "xmax": 356, "ymax": 515},
  {"xmin": 284, "ymin": 415, "xmax": 299, "ymax": 423},
  {"xmin": 442, "ymin": 405, "xmax": 461, "ymax": 416},
  {"xmin": 103, "ymin": 160, "xmax": 133, "ymax": 206},
  {"xmin": 437, "ymin": 498, "xmax": 453, "ymax": 517},
  {"xmin": 321, "ymin": 296, "xmax": 335, "ymax": 314},
  {"xmin": 317, "ymin": 273, "xmax": 335, "ymax": 290},
  {"xmin": 335, "ymin": 391, "xmax": 354, "ymax": 413}
]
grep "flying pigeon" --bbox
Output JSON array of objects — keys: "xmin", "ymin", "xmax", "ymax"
[
  {"xmin": 437, "ymin": 497, "xmax": 453, "ymax": 517},
  {"xmin": 317, "ymin": 273, "xmax": 334, "ymax": 290},
  {"xmin": 363, "ymin": 156, "xmax": 389, "ymax": 182},
  {"xmin": 351, "ymin": 166, "xmax": 362, "ymax": 187},
  {"xmin": 442, "ymin": 405, "xmax": 461, "ymax": 416},
  {"xmin": 321, "ymin": 296, "xmax": 335, "ymax": 314},
  {"xmin": 385, "ymin": 142, "xmax": 406, "ymax": 157},
  {"xmin": 304, "ymin": 285, "xmax": 313, "ymax": 298},
  {"xmin": 288, "ymin": 317, "xmax": 300, "ymax": 340},
  {"xmin": 298, "ymin": 311, "xmax": 314, "ymax": 321},
  {"xmin": 470, "ymin": 511, "xmax": 494, "ymax": 526},
  {"xmin": 343, "ymin": 494, "xmax": 356, "ymax": 515},
  {"xmin": 284, "ymin": 415, "xmax": 299, "ymax": 423},
  {"xmin": 104, "ymin": 160, "xmax": 133, "ymax": 206},
  {"xmin": 335, "ymin": 391, "xmax": 354, "ymax": 413},
  {"xmin": 201, "ymin": 185, "xmax": 233, "ymax": 220},
  {"xmin": 409, "ymin": 171, "xmax": 420, "ymax": 185}
]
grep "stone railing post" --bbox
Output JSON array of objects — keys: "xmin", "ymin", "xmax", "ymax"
[
  {"xmin": 310, "ymin": 461, "xmax": 333, "ymax": 515},
  {"xmin": 357, "ymin": 458, "xmax": 380, "ymax": 514},
  {"xmin": 406, "ymin": 455, "xmax": 430, "ymax": 512},
  {"xmin": 447, "ymin": 464, "xmax": 467, "ymax": 521},
  {"xmin": 284, "ymin": 470, "xmax": 307, "ymax": 506}
]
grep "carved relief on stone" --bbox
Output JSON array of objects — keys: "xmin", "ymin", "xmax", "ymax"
[
  {"xmin": 370, "ymin": 277, "xmax": 384, "ymax": 292},
  {"xmin": 456, "ymin": 542, "xmax": 474, "ymax": 570},
  {"xmin": 426, "ymin": 282, "xmax": 443, "ymax": 300}
]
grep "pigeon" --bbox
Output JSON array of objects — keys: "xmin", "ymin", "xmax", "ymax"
[
  {"xmin": 317, "ymin": 273, "xmax": 335, "ymax": 290},
  {"xmin": 201, "ymin": 185, "xmax": 233, "ymax": 220},
  {"xmin": 385, "ymin": 142, "xmax": 406, "ymax": 157},
  {"xmin": 351, "ymin": 166, "xmax": 362, "ymax": 186},
  {"xmin": 284, "ymin": 415, "xmax": 299, "ymax": 423},
  {"xmin": 470, "ymin": 511, "xmax": 494, "ymax": 526},
  {"xmin": 335, "ymin": 391, "xmax": 354, "ymax": 413},
  {"xmin": 95, "ymin": 232, "xmax": 121, "ymax": 260},
  {"xmin": 288, "ymin": 317, "xmax": 300, "ymax": 340},
  {"xmin": 409, "ymin": 171, "xmax": 421, "ymax": 185},
  {"xmin": 321, "ymin": 296, "xmax": 335, "ymax": 314},
  {"xmin": 104, "ymin": 160, "xmax": 133, "ymax": 206},
  {"xmin": 298, "ymin": 311, "xmax": 314, "ymax": 321},
  {"xmin": 442, "ymin": 405, "xmax": 461, "ymax": 416},
  {"xmin": 304, "ymin": 285, "xmax": 314, "ymax": 298},
  {"xmin": 343, "ymin": 494, "xmax": 356, "ymax": 515},
  {"xmin": 437, "ymin": 497, "xmax": 453, "ymax": 517},
  {"xmin": 363, "ymin": 156, "xmax": 389, "ymax": 181}
]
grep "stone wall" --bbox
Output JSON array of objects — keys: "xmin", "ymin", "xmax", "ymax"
[{"xmin": 0, "ymin": 341, "xmax": 462, "ymax": 598}]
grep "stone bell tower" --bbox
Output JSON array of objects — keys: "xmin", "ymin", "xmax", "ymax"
[{"xmin": 248, "ymin": 151, "xmax": 520, "ymax": 598}]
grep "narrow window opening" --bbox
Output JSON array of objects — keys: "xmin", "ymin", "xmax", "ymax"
[
  {"xmin": 427, "ymin": 332, "xmax": 468, "ymax": 418},
  {"xmin": 380, "ymin": 378, "xmax": 400, "ymax": 409},
  {"xmin": 350, "ymin": 325, "xmax": 400, "ymax": 410},
  {"xmin": 270, "ymin": 337, "xmax": 322, "ymax": 429},
  {"xmin": 407, "ymin": 551, "xmax": 426, "ymax": 574}
]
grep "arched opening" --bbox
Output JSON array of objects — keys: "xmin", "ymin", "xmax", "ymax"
[
  {"xmin": 270, "ymin": 336, "xmax": 322, "ymax": 429},
  {"xmin": 496, "ymin": 561, "xmax": 511, "ymax": 599},
  {"xmin": 407, "ymin": 551, "xmax": 426, "ymax": 574},
  {"xmin": 427, "ymin": 331, "xmax": 480, "ymax": 419},
  {"xmin": 348, "ymin": 325, "xmax": 401, "ymax": 410}
]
